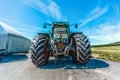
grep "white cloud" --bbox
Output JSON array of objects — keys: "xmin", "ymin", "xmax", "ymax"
[
  {"xmin": 110, "ymin": 1, "xmax": 120, "ymax": 17},
  {"xmin": 79, "ymin": 6, "xmax": 108, "ymax": 27},
  {"xmin": 89, "ymin": 22, "xmax": 120, "ymax": 43},
  {"xmin": 0, "ymin": 17, "xmax": 47, "ymax": 33},
  {"xmin": 88, "ymin": 7, "xmax": 101, "ymax": 17},
  {"xmin": 0, "ymin": 17, "xmax": 48, "ymax": 40},
  {"xmin": 0, "ymin": 17, "xmax": 43, "ymax": 29},
  {"xmin": 20, "ymin": 0, "xmax": 66, "ymax": 21}
]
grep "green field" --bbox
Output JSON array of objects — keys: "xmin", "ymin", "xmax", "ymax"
[{"xmin": 91, "ymin": 42, "xmax": 120, "ymax": 62}]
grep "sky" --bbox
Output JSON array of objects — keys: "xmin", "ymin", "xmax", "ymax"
[{"xmin": 0, "ymin": 0, "xmax": 120, "ymax": 45}]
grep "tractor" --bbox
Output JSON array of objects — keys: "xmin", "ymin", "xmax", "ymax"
[{"xmin": 30, "ymin": 22, "xmax": 91, "ymax": 66}]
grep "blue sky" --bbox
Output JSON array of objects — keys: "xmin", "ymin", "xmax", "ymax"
[{"xmin": 0, "ymin": 0, "xmax": 120, "ymax": 45}]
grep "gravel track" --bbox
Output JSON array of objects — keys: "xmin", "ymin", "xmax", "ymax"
[{"xmin": 0, "ymin": 54, "xmax": 120, "ymax": 80}]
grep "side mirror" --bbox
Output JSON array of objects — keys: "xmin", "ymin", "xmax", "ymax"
[
  {"xmin": 43, "ymin": 23, "xmax": 52, "ymax": 28},
  {"xmin": 75, "ymin": 24, "xmax": 78, "ymax": 28},
  {"xmin": 49, "ymin": 30, "xmax": 52, "ymax": 33}
]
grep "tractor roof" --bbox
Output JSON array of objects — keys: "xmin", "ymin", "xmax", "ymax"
[
  {"xmin": 52, "ymin": 22, "xmax": 68, "ymax": 25},
  {"xmin": 52, "ymin": 22, "xmax": 69, "ymax": 28}
]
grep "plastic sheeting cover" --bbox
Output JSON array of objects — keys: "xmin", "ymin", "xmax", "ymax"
[
  {"xmin": 0, "ymin": 26, "xmax": 7, "ymax": 51},
  {"xmin": 0, "ymin": 21, "xmax": 24, "ymax": 37}
]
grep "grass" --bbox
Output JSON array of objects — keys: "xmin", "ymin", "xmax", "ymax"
[{"xmin": 91, "ymin": 43, "xmax": 120, "ymax": 62}]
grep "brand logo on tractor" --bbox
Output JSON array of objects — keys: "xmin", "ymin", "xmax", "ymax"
[{"xmin": 57, "ymin": 43, "xmax": 64, "ymax": 49}]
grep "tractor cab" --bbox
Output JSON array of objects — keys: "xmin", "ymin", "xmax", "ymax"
[
  {"xmin": 52, "ymin": 22, "xmax": 69, "ymax": 39},
  {"xmin": 52, "ymin": 22, "xmax": 69, "ymax": 50}
]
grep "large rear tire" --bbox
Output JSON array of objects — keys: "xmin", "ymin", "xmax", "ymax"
[
  {"xmin": 30, "ymin": 34, "xmax": 49, "ymax": 66},
  {"xmin": 72, "ymin": 33, "xmax": 91, "ymax": 64}
]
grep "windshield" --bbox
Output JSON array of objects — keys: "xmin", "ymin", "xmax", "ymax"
[{"xmin": 54, "ymin": 28, "xmax": 68, "ymax": 38}]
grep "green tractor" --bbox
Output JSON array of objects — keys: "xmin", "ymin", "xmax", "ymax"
[{"xmin": 30, "ymin": 22, "xmax": 91, "ymax": 66}]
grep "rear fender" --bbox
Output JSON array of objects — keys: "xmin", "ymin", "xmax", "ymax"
[
  {"xmin": 70, "ymin": 32, "xmax": 83, "ymax": 38},
  {"xmin": 37, "ymin": 33, "xmax": 50, "ymax": 38}
]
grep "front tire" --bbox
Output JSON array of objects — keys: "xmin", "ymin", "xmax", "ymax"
[
  {"xmin": 30, "ymin": 34, "xmax": 49, "ymax": 66},
  {"xmin": 72, "ymin": 33, "xmax": 91, "ymax": 64}
]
